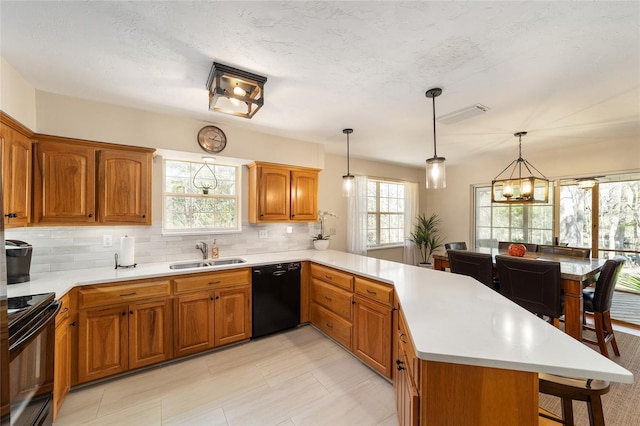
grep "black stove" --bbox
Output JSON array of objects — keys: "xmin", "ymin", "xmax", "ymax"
[{"xmin": 7, "ymin": 292, "xmax": 56, "ymax": 341}]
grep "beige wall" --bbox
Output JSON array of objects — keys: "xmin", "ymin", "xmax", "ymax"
[{"xmin": 0, "ymin": 57, "xmax": 37, "ymax": 129}]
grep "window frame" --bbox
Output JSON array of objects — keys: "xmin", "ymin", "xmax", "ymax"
[
  {"xmin": 366, "ymin": 178, "xmax": 407, "ymax": 249},
  {"xmin": 162, "ymin": 157, "xmax": 242, "ymax": 236}
]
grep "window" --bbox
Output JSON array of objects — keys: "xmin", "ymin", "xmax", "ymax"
[
  {"xmin": 474, "ymin": 185, "xmax": 554, "ymax": 247},
  {"xmin": 367, "ymin": 179, "xmax": 405, "ymax": 247},
  {"xmin": 163, "ymin": 159, "xmax": 240, "ymax": 234}
]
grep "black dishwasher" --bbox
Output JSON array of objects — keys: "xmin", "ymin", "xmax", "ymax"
[{"xmin": 252, "ymin": 262, "xmax": 301, "ymax": 338}]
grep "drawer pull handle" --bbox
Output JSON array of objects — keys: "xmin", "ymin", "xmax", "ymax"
[
  {"xmin": 326, "ymin": 323, "xmax": 334, "ymax": 329},
  {"xmin": 209, "ymin": 280, "xmax": 221, "ymax": 285},
  {"xmin": 325, "ymin": 275, "xmax": 333, "ymax": 280},
  {"xmin": 59, "ymin": 307, "xmax": 69, "ymax": 314},
  {"xmin": 396, "ymin": 359, "xmax": 405, "ymax": 371},
  {"xmin": 120, "ymin": 292, "xmax": 137, "ymax": 297},
  {"xmin": 4, "ymin": 213, "xmax": 17, "ymax": 218},
  {"xmin": 399, "ymin": 333, "xmax": 408, "ymax": 344},
  {"xmin": 324, "ymin": 295, "xmax": 332, "ymax": 302},
  {"xmin": 366, "ymin": 289, "xmax": 377, "ymax": 295}
]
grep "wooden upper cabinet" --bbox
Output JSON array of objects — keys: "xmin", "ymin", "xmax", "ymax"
[
  {"xmin": 1, "ymin": 125, "xmax": 32, "ymax": 227},
  {"xmin": 291, "ymin": 169, "xmax": 318, "ymax": 221},
  {"xmin": 33, "ymin": 140, "xmax": 96, "ymax": 224},
  {"xmin": 32, "ymin": 135, "xmax": 154, "ymax": 226},
  {"xmin": 247, "ymin": 162, "xmax": 319, "ymax": 223},
  {"xmin": 98, "ymin": 149, "xmax": 151, "ymax": 224}
]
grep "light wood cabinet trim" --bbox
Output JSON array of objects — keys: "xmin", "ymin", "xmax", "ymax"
[
  {"xmin": 173, "ymin": 268, "xmax": 251, "ymax": 294},
  {"xmin": 355, "ymin": 277, "xmax": 393, "ymax": 306},
  {"xmin": 310, "ymin": 302, "xmax": 352, "ymax": 350},
  {"xmin": 55, "ymin": 293, "xmax": 71, "ymax": 327},
  {"xmin": 53, "ymin": 301, "xmax": 71, "ymax": 420},
  {"xmin": 77, "ymin": 280, "xmax": 170, "ymax": 309},
  {"xmin": 310, "ymin": 263, "xmax": 354, "ymax": 291},
  {"xmin": 310, "ymin": 277, "xmax": 353, "ymax": 321}
]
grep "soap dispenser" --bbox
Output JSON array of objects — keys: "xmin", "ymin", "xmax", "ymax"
[{"xmin": 210, "ymin": 239, "xmax": 219, "ymax": 259}]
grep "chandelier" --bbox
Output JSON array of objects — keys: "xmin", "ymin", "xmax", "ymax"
[{"xmin": 491, "ymin": 132, "xmax": 549, "ymax": 203}]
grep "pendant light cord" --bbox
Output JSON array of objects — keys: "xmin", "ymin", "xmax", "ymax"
[
  {"xmin": 346, "ymin": 132, "xmax": 350, "ymax": 174},
  {"xmin": 432, "ymin": 94, "xmax": 437, "ymax": 157}
]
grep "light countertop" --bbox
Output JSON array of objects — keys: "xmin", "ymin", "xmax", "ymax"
[{"xmin": 7, "ymin": 249, "xmax": 633, "ymax": 384}]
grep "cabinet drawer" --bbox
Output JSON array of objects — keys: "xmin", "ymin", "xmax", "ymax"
[
  {"xmin": 310, "ymin": 302, "xmax": 352, "ymax": 350},
  {"xmin": 174, "ymin": 268, "xmax": 251, "ymax": 294},
  {"xmin": 55, "ymin": 293, "xmax": 71, "ymax": 327},
  {"xmin": 355, "ymin": 277, "xmax": 393, "ymax": 306},
  {"xmin": 310, "ymin": 278, "xmax": 353, "ymax": 321},
  {"xmin": 310, "ymin": 263, "xmax": 353, "ymax": 291},
  {"xmin": 78, "ymin": 280, "xmax": 170, "ymax": 309}
]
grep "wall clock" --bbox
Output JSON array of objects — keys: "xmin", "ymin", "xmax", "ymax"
[{"xmin": 197, "ymin": 125, "xmax": 227, "ymax": 153}]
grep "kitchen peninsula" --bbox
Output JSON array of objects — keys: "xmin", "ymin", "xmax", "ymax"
[{"xmin": 7, "ymin": 249, "xmax": 633, "ymax": 425}]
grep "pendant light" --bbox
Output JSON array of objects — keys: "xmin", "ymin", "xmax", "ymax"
[
  {"xmin": 425, "ymin": 88, "xmax": 446, "ymax": 189},
  {"xmin": 342, "ymin": 128, "xmax": 355, "ymax": 197},
  {"xmin": 491, "ymin": 132, "xmax": 549, "ymax": 203}
]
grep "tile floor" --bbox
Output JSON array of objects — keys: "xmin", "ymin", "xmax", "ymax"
[{"xmin": 55, "ymin": 326, "xmax": 398, "ymax": 426}]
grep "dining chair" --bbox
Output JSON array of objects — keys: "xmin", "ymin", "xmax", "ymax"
[
  {"xmin": 538, "ymin": 245, "xmax": 591, "ymax": 259},
  {"xmin": 539, "ymin": 373, "xmax": 610, "ymax": 426},
  {"xmin": 444, "ymin": 241, "xmax": 467, "ymax": 250},
  {"xmin": 495, "ymin": 255, "xmax": 563, "ymax": 327},
  {"xmin": 582, "ymin": 257, "xmax": 626, "ymax": 358},
  {"xmin": 498, "ymin": 241, "xmax": 539, "ymax": 252},
  {"xmin": 447, "ymin": 250, "xmax": 495, "ymax": 289}
]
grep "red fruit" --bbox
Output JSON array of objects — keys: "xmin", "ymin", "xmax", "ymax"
[{"xmin": 508, "ymin": 243, "xmax": 527, "ymax": 257}]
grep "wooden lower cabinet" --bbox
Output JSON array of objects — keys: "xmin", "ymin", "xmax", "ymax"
[
  {"xmin": 353, "ymin": 295, "xmax": 392, "ymax": 378},
  {"xmin": 77, "ymin": 298, "xmax": 171, "ymax": 384},
  {"xmin": 53, "ymin": 295, "xmax": 72, "ymax": 421},
  {"xmin": 310, "ymin": 302, "xmax": 353, "ymax": 350},
  {"xmin": 395, "ymin": 351, "xmax": 419, "ymax": 426},
  {"xmin": 174, "ymin": 284, "xmax": 251, "ymax": 357}
]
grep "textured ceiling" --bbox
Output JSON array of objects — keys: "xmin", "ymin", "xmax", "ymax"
[{"xmin": 1, "ymin": 1, "xmax": 638, "ymax": 168}]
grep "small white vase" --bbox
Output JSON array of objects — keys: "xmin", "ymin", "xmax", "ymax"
[{"xmin": 313, "ymin": 239, "xmax": 330, "ymax": 250}]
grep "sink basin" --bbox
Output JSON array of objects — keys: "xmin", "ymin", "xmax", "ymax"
[{"xmin": 169, "ymin": 258, "xmax": 246, "ymax": 270}]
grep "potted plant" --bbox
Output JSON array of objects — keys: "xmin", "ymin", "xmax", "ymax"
[
  {"xmin": 313, "ymin": 210, "xmax": 337, "ymax": 250},
  {"xmin": 409, "ymin": 213, "xmax": 445, "ymax": 267}
]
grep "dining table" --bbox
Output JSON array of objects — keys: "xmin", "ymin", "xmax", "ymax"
[{"xmin": 432, "ymin": 247, "xmax": 605, "ymax": 341}]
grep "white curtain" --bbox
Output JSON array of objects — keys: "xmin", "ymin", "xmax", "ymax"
[
  {"xmin": 347, "ymin": 175, "xmax": 368, "ymax": 255},
  {"xmin": 403, "ymin": 181, "xmax": 419, "ymax": 265}
]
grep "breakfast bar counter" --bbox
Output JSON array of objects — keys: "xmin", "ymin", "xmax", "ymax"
[{"xmin": 8, "ymin": 249, "xmax": 633, "ymax": 425}]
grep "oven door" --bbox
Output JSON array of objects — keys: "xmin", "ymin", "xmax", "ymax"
[{"xmin": 9, "ymin": 301, "xmax": 59, "ymax": 426}]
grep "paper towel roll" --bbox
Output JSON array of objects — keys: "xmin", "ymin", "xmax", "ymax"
[{"xmin": 119, "ymin": 235, "xmax": 135, "ymax": 266}]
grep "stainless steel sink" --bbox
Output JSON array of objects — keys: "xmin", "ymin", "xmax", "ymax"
[{"xmin": 169, "ymin": 258, "xmax": 246, "ymax": 270}]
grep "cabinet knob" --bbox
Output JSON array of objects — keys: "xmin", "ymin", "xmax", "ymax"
[
  {"xmin": 88, "ymin": 213, "xmax": 93, "ymax": 218},
  {"xmin": 4, "ymin": 213, "xmax": 17, "ymax": 218},
  {"xmin": 122, "ymin": 311, "xmax": 126, "ymax": 316},
  {"xmin": 70, "ymin": 321, "xmax": 77, "ymax": 327},
  {"xmin": 142, "ymin": 214, "xmax": 146, "ymax": 218},
  {"xmin": 129, "ymin": 310, "xmax": 134, "ymax": 315},
  {"xmin": 396, "ymin": 359, "xmax": 405, "ymax": 371},
  {"xmin": 216, "ymin": 296, "xmax": 220, "ymax": 300}
]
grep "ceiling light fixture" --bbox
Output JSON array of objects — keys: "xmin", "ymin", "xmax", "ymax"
[
  {"xmin": 491, "ymin": 132, "xmax": 549, "ymax": 203},
  {"xmin": 425, "ymin": 88, "xmax": 446, "ymax": 189},
  {"xmin": 342, "ymin": 128, "xmax": 355, "ymax": 197},
  {"xmin": 193, "ymin": 156, "xmax": 217, "ymax": 195},
  {"xmin": 207, "ymin": 62, "xmax": 267, "ymax": 119}
]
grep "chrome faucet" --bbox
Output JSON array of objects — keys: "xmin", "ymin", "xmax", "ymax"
[{"xmin": 195, "ymin": 241, "xmax": 208, "ymax": 259}]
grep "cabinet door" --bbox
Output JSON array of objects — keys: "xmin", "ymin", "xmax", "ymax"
[
  {"xmin": 129, "ymin": 299, "xmax": 171, "ymax": 369},
  {"xmin": 353, "ymin": 295, "xmax": 392, "ymax": 378},
  {"xmin": 77, "ymin": 305, "xmax": 128, "ymax": 383},
  {"xmin": 290, "ymin": 169, "xmax": 318, "ymax": 221},
  {"xmin": 257, "ymin": 165, "xmax": 290, "ymax": 221},
  {"xmin": 214, "ymin": 285, "xmax": 251, "ymax": 346},
  {"xmin": 33, "ymin": 141, "xmax": 96, "ymax": 223},
  {"xmin": 395, "ymin": 351, "xmax": 420, "ymax": 426},
  {"xmin": 174, "ymin": 292, "xmax": 214, "ymax": 357},
  {"xmin": 1, "ymin": 129, "xmax": 31, "ymax": 227},
  {"xmin": 53, "ymin": 318, "xmax": 70, "ymax": 421},
  {"xmin": 97, "ymin": 149, "xmax": 152, "ymax": 224}
]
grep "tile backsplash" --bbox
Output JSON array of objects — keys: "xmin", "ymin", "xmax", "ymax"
[{"xmin": 5, "ymin": 221, "xmax": 318, "ymax": 273}]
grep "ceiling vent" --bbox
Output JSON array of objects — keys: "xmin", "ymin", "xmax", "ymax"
[{"xmin": 438, "ymin": 103, "xmax": 490, "ymax": 124}]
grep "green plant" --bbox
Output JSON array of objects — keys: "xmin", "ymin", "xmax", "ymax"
[
  {"xmin": 409, "ymin": 213, "xmax": 445, "ymax": 264},
  {"xmin": 313, "ymin": 233, "xmax": 329, "ymax": 241},
  {"xmin": 617, "ymin": 271, "xmax": 640, "ymax": 294}
]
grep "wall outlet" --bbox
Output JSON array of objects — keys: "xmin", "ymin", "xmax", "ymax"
[
  {"xmin": 103, "ymin": 235, "xmax": 113, "ymax": 247},
  {"xmin": 259, "ymin": 230, "xmax": 268, "ymax": 239},
  {"xmin": 330, "ymin": 228, "xmax": 337, "ymax": 236}
]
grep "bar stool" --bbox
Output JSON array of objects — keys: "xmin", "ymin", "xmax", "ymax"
[{"xmin": 539, "ymin": 373, "xmax": 610, "ymax": 426}]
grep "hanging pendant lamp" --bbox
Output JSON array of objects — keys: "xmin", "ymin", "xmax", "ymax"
[
  {"xmin": 491, "ymin": 132, "xmax": 549, "ymax": 203},
  {"xmin": 425, "ymin": 88, "xmax": 446, "ymax": 189},
  {"xmin": 342, "ymin": 128, "xmax": 355, "ymax": 197}
]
